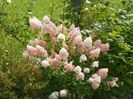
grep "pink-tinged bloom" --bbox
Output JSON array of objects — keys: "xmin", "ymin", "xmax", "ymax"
[
  {"xmin": 62, "ymin": 42, "xmax": 69, "ymax": 50},
  {"xmin": 93, "ymin": 39, "xmax": 101, "ymax": 48},
  {"xmin": 91, "ymin": 81, "xmax": 100, "ymax": 90},
  {"xmin": 42, "ymin": 15, "xmax": 51, "ymax": 24},
  {"xmin": 97, "ymin": 68, "xmax": 108, "ymax": 79},
  {"xmin": 49, "ymin": 53, "xmax": 61, "ymax": 67},
  {"xmin": 108, "ymin": 77, "xmax": 119, "ymax": 88},
  {"xmin": 88, "ymin": 74, "xmax": 101, "ymax": 90},
  {"xmin": 26, "ymin": 45, "xmax": 37, "ymax": 57},
  {"xmin": 42, "ymin": 23, "xmax": 56, "ymax": 36},
  {"xmin": 64, "ymin": 62, "xmax": 74, "ymax": 72},
  {"xmin": 29, "ymin": 17, "xmax": 43, "ymax": 29},
  {"xmin": 73, "ymin": 35, "xmax": 82, "ymax": 46},
  {"xmin": 69, "ymin": 28, "xmax": 81, "ymax": 40},
  {"xmin": 49, "ymin": 58, "xmax": 60, "ymax": 68},
  {"xmin": 89, "ymin": 48, "xmax": 100, "ymax": 58},
  {"xmin": 36, "ymin": 45, "xmax": 48, "ymax": 57},
  {"xmin": 59, "ymin": 48, "xmax": 69, "ymax": 60},
  {"xmin": 76, "ymin": 72, "xmax": 85, "ymax": 80},
  {"xmin": 82, "ymin": 36, "xmax": 92, "ymax": 48},
  {"xmin": 33, "ymin": 39, "xmax": 47, "ymax": 48},
  {"xmin": 100, "ymin": 43, "xmax": 109, "ymax": 52}
]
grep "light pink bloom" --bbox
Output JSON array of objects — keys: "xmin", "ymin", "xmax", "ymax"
[
  {"xmin": 82, "ymin": 36, "xmax": 92, "ymax": 48},
  {"xmin": 64, "ymin": 62, "xmax": 74, "ymax": 72},
  {"xmin": 89, "ymin": 48, "xmax": 100, "ymax": 58},
  {"xmin": 36, "ymin": 45, "xmax": 48, "ymax": 57},
  {"xmin": 89, "ymin": 74, "xmax": 101, "ymax": 90},
  {"xmin": 97, "ymin": 68, "xmax": 108, "ymax": 79},
  {"xmin": 76, "ymin": 72, "xmax": 85, "ymax": 80},
  {"xmin": 33, "ymin": 39, "xmax": 47, "ymax": 48},
  {"xmin": 49, "ymin": 54, "xmax": 61, "ymax": 67},
  {"xmin": 91, "ymin": 81, "xmax": 100, "ymax": 90},
  {"xmin": 108, "ymin": 77, "xmax": 119, "ymax": 88},
  {"xmin": 42, "ymin": 23, "xmax": 56, "ymax": 36},
  {"xmin": 100, "ymin": 43, "xmax": 109, "ymax": 52},
  {"xmin": 29, "ymin": 17, "xmax": 43, "ymax": 29},
  {"xmin": 69, "ymin": 28, "xmax": 80, "ymax": 40},
  {"xmin": 49, "ymin": 58, "xmax": 60, "ymax": 68},
  {"xmin": 93, "ymin": 39, "xmax": 101, "ymax": 48},
  {"xmin": 26, "ymin": 45, "xmax": 37, "ymax": 57},
  {"xmin": 62, "ymin": 42, "xmax": 69, "ymax": 50},
  {"xmin": 73, "ymin": 35, "xmax": 82, "ymax": 46},
  {"xmin": 59, "ymin": 48, "xmax": 69, "ymax": 60}
]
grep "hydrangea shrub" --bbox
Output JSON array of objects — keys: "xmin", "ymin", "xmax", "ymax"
[{"xmin": 23, "ymin": 16, "xmax": 118, "ymax": 98}]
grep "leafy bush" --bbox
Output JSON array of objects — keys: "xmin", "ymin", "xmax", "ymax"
[
  {"xmin": 65, "ymin": 0, "xmax": 133, "ymax": 98},
  {"xmin": 22, "ymin": 15, "xmax": 120, "ymax": 98}
]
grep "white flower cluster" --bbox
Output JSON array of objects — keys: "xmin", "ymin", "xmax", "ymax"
[{"xmin": 49, "ymin": 89, "xmax": 68, "ymax": 99}]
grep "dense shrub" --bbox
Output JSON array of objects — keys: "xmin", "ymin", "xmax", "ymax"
[{"xmin": 65, "ymin": 0, "xmax": 133, "ymax": 98}]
